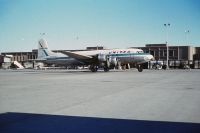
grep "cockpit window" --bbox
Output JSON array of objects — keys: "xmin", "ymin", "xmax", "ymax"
[{"xmin": 137, "ymin": 51, "xmax": 144, "ymax": 53}]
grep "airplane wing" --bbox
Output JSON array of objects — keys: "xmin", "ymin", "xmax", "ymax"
[{"xmin": 60, "ymin": 51, "xmax": 95, "ymax": 61}]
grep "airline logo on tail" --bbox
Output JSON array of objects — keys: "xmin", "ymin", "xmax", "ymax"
[
  {"xmin": 38, "ymin": 39, "xmax": 51, "ymax": 58},
  {"xmin": 38, "ymin": 42, "xmax": 48, "ymax": 57}
]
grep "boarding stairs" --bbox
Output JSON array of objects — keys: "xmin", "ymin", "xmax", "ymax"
[{"xmin": 13, "ymin": 61, "xmax": 24, "ymax": 69}]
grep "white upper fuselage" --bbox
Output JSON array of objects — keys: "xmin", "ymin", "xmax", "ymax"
[{"xmin": 72, "ymin": 48, "xmax": 142, "ymax": 56}]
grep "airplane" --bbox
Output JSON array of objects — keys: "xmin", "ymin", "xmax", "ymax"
[{"xmin": 37, "ymin": 38, "xmax": 154, "ymax": 72}]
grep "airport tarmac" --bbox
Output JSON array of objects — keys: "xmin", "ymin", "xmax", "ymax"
[
  {"xmin": 0, "ymin": 69, "xmax": 200, "ymax": 122},
  {"xmin": 0, "ymin": 69, "xmax": 200, "ymax": 132}
]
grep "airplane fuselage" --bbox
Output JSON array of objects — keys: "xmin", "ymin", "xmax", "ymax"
[
  {"xmin": 42, "ymin": 56, "xmax": 83, "ymax": 66},
  {"xmin": 71, "ymin": 49, "xmax": 153, "ymax": 65}
]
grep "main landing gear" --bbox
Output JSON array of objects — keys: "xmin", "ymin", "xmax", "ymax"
[
  {"xmin": 89, "ymin": 65, "xmax": 110, "ymax": 72},
  {"xmin": 103, "ymin": 66, "xmax": 109, "ymax": 72},
  {"xmin": 90, "ymin": 65, "xmax": 98, "ymax": 72}
]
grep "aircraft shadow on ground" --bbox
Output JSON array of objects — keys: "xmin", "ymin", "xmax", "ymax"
[{"xmin": 0, "ymin": 112, "xmax": 200, "ymax": 133}]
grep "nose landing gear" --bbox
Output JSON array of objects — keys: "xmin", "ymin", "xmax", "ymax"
[{"xmin": 137, "ymin": 64, "xmax": 143, "ymax": 72}]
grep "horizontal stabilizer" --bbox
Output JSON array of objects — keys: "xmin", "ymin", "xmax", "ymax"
[{"xmin": 34, "ymin": 58, "xmax": 47, "ymax": 62}]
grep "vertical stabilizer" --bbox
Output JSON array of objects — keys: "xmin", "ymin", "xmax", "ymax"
[{"xmin": 38, "ymin": 38, "xmax": 56, "ymax": 59}]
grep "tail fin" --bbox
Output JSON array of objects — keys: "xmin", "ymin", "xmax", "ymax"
[{"xmin": 38, "ymin": 38, "xmax": 56, "ymax": 59}]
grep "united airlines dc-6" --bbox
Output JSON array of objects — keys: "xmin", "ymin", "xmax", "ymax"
[{"xmin": 37, "ymin": 38, "xmax": 154, "ymax": 72}]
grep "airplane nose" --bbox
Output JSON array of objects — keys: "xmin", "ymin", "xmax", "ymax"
[
  {"xmin": 150, "ymin": 55, "xmax": 154, "ymax": 61},
  {"xmin": 144, "ymin": 55, "xmax": 154, "ymax": 61}
]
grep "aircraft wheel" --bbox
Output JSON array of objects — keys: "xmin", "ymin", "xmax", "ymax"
[
  {"xmin": 104, "ymin": 67, "xmax": 109, "ymax": 72},
  {"xmin": 137, "ymin": 65, "xmax": 143, "ymax": 72},
  {"xmin": 90, "ymin": 65, "xmax": 98, "ymax": 72}
]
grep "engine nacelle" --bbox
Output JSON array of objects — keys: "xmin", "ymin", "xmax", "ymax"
[
  {"xmin": 109, "ymin": 57, "xmax": 118, "ymax": 66},
  {"xmin": 98, "ymin": 54, "xmax": 107, "ymax": 62}
]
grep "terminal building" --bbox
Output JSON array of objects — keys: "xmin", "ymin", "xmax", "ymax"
[
  {"xmin": 133, "ymin": 44, "xmax": 200, "ymax": 69},
  {"xmin": 1, "ymin": 49, "xmax": 38, "ymax": 62},
  {"xmin": 132, "ymin": 44, "xmax": 195, "ymax": 61},
  {"xmin": 194, "ymin": 47, "xmax": 200, "ymax": 60}
]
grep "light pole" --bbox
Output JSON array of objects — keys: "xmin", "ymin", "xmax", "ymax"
[
  {"xmin": 185, "ymin": 30, "xmax": 190, "ymax": 46},
  {"xmin": 40, "ymin": 33, "xmax": 46, "ymax": 38},
  {"xmin": 164, "ymin": 23, "xmax": 170, "ymax": 69},
  {"xmin": 40, "ymin": 33, "xmax": 45, "ymax": 35}
]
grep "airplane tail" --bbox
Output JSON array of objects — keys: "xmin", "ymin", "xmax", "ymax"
[{"xmin": 38, "ymin": 38, "xmax": 56, "ymax": 59}]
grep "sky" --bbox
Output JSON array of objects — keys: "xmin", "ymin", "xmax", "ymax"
[{"xmin": 0, "ymin": 0, "xmax": 200, "ymax": 52}]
